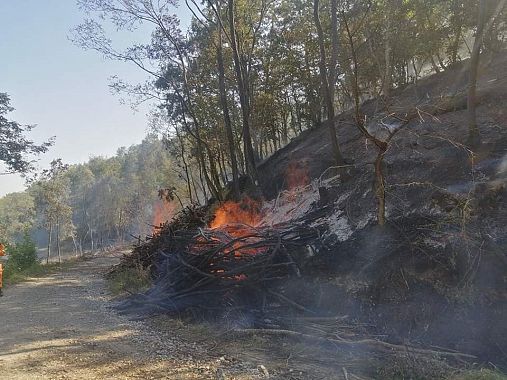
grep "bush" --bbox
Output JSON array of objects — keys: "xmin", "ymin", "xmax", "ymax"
[{"xmin": 5, "ymin": 233, "xmax": 39, "ymax": 273}]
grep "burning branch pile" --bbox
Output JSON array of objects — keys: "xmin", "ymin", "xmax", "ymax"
[
  {"xmin": 113, "ymin": 183, "xmax": 488, "ymax": 366},
  {"xmin": 112, "ymin": 204, "xmax": 209, "ymax": 275},
  {"xmin": 131, "ymin": 221, "xmax": 321, "ymax": 318},
  {"xmin": 115, "ymin": 182, "xmax": 329, "ymax": 318}
]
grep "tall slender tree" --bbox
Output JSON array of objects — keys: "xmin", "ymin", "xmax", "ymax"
[{"xmin": 313, "ymin": 0, "xmax": 345, "ymax": 165}]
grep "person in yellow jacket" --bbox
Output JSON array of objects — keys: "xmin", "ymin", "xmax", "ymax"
[{"xmin": 0, "ymin": 243, "xmax": 5, "ymax": 296}]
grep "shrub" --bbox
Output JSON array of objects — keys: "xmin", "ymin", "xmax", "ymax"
[{"xmin": 5, "ymin": 233, "xmax": 39, "ymax": 273}]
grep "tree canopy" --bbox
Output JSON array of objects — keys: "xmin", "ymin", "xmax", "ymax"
[
  {"xmin": 0, "ymin": 93, "xmax": 53, "ymax": 175},
  {"xmin": 71, "ymin": 0, "xmax": 506, "ymax": 202}
]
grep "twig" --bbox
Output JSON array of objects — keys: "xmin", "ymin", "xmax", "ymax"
[
  {"xmin": 266, "ymin": 289, "xmax": 315, "ymax": 314},
  {"xmin": 229, "ymin": 329, "xmax": 476, "ymax": 359}
]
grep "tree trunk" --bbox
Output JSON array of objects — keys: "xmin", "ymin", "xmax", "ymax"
[
  {"xmin": 329, "ymin": 0, "xmax": 340, "ymax": 102},
  {"xmin": 468, "ymin": 0, "xmax": 487, "ymax": 145},
  {"xmin": 228, "ymin": 0, "xmax": 258, "ymax": 185},
  {"xmin": 46, "ymin": 223, "xmax": 53, "ymax": 264},
  {"xmin": 383, "ymin": 0, "xmax": 393, "ymax": 97},
  {"xmin": 217, "ymin": 27, "xmax": 240, "ymax": 199},
  {"xmin": 196, "ymin": 136, "xmax": 218, "ymax": 200},
  {"xmin": 314, "ymin": 0, "xmax": 345, "ymax": 165},
  {"xmin": 292, "ymin": 93, "xmax": 303, "ymax": 133},
  {"xmin": 375, "ymin": 148, "xmax": 388, "ymax": 226},
  {"xmin": 179, "ymin": 98, "xmax": 221, "ymax": 201},
  {"xmin": 89, "ymin": 223, "xmax": 94, "ymax": 253},
  {"xmin": 175, "ymin": 125, "xmax": 193, "ymax": 203},
  {"xmin": 80, "ymin": 230, "xmax": 88, "ymax": 256},
  {"xmin": 197, "ymin": 155, "xmax": 208, "ymax": 201},
  {"xmin": 342, "ymin": 11, "xmax": 362, "ymax": 127},
  {"xmin": 450, "ymin": 0, "xmax": 464, "ymax": 64},
  {"xmin": 411, "ymin": 58, "xmax": 420, "ymax": 98},
  {"xmin": 343, "ymin": 10, "xmax": 393, "ymax": 225},
  {"xmin": 436, "ymin": 52, "xmax": 447, "ymax": 71},
  {"xmin": 430, "ymin": 56, "xmax": 441, "ymax": 73},
  {"xmin": 281, "ymin": 111, "xmax": 289, "ymax": 145},
  {"xmin": 72, "ymin": 235, "xmax": 78, "ymax": 255},
  {"xmin": 190, "ymin": 168, "xmax": 201, "ymax": 205},
  {"xmin": 56, "ymin": 220, "xmax": 61, "ymax": 264},
  {"xmin": 205, "ymin": 145, "xmax": 223, "ymax": 198}
]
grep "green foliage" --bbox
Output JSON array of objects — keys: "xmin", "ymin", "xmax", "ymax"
[
  {"xmin": 0, "ymin": 136, "xmax": 186, "ymax": 255},
  {"xmin": 0, "ymin": 192, "xmax": 35, "ymax": 243},
  {"xmin": 5, "ymin": 233, "xmax": 39, "ymax": 272},
  {"xmin": 72, "ymin": 0, "xmax": 507, "ymax": 193},
  {"xmin": 4, "ymin": 0, "xmax": 503, "ymax": 253},
  {"xmin": 30, "ymin": 159, "xmax": 73, "ymax": 232},
  {"xmin": 0, "ymin": 92, "xmax": 53, "ymax": 174},
  {"xmin": 3, "ymin": 234, "xmax": 41, "ymax": 285}
]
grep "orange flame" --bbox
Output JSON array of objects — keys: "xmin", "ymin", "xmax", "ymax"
[
  {"xmin": 152, "ymin": 199, "xmax": 176, "ymax": 234},
  {"xmin": 210, "ymin": 197, "xmax": 262, "ymax": 229},
  {"xmin": 208, "ymin": 197, "xmax": 265, "ymax": 259},
  {"xmin": 286, "ymin": 160, "xmax": 310, "ymax": 190}
]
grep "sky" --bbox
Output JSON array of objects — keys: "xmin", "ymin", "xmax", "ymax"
[{"xmin": 0, "ymin": 1, "xmax": 190, "ymax": 196}]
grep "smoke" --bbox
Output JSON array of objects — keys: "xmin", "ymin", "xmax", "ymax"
[{"xmin": 497, "ymin": 153, "xmax": 507, "ymax": 179}]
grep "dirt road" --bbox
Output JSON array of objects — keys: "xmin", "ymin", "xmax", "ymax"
[{"xmin": 0, "ymin": 254, "xmax": 264, "ymax": 380}]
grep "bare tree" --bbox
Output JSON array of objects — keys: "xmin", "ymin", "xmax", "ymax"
[
  {"xmin": 313, "ymin": 0, "xmax": 345, "ymax": 165},
  {"xmin": 74, "ymin": 0, "xmax": 224, "ymax": 201},
  {"xmin": 226, "ymin": 0, "xmax": 260, "ymax": 184},
  {"xmin": 217, "ymin": 27, "xmax": 241, "ymax": 199}
]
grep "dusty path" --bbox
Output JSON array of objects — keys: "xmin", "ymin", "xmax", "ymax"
[{"xmin": 0, "ymin": 254, "xmax": 264, "ymax": 380}]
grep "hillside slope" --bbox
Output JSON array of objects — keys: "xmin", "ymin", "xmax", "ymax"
[
  {"xmin": 254, "ymin": 51, "xmax": 507, "ymax": 367},
  {"xmin": 258, "ymin": 51, "xmax": 507, "ymax": 198}
]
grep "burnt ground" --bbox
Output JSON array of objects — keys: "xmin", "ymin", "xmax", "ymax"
[
  {"xmin": 258, "ymin": 51, "xmax": 507, "ymax": 198},
  {"xmin": 253, "ymin": 51, "xmax": 507, "ymax": 371}
]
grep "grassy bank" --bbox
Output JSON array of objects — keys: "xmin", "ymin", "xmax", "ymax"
[
  {"xmin": 4, "ymin": 256, "xmax": 87, "ymax": 285},
  {"xmin": 2, "ymin": 233, "xmax": 91, "ymax": 286}
]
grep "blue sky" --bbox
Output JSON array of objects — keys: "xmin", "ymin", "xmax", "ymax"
[{"xmin": 0, "ymin": 1, "xmax": 190, "ymax": 196}]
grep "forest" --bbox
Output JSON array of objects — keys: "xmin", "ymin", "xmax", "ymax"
[
  {"xmin": 0, "ymin": 133, "xmax": 187, "ymax": 257},
  {"xmin": 1, "ymin": 0, "xmax": 505, "ymax": 254}
]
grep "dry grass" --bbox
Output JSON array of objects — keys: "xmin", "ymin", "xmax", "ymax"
[{"xmin": 107, "ymin": 264, "xmax": 151, "ymax": 295}]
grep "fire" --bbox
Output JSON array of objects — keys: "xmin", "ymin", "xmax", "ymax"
[
  {"xmin": 286, "ymin": 160, "xmax": 310, "ymax": 190},
  {"xmin": 210, "ymin": 197, "xmax": 262, "ymax": 229},
  {"xmin": 152, "ymin": 199, "xmax": 176, "ymax": 233},
  {"xmin": 207, "ymin": 197, "xmax": 266, "ymax": 259}
]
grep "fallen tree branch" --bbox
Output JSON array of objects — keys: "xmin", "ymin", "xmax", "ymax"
[{"xmin": 229, "ymin": 329, "xmax": 477, "ymax": 360}]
